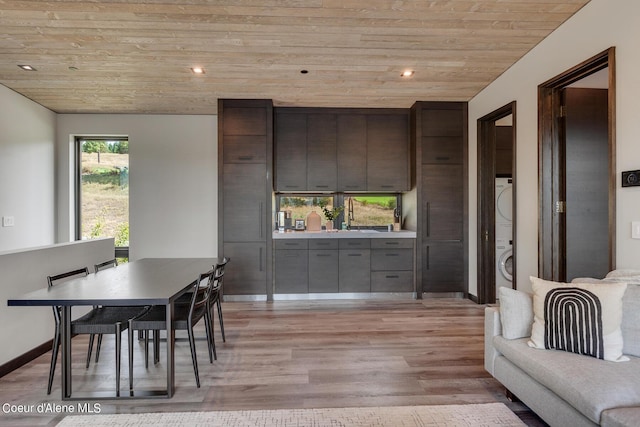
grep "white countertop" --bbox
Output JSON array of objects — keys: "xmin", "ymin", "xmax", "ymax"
[{"xmin": 272, "ymin": 230, "xmax": 416, "ymax": 239}]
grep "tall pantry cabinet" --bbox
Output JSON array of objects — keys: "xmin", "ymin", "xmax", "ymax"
[
  {"xmin": 218, "ymin": 99, "xmax": 273, "ymax": 297},
  {"xmin": 412, "ymin": 102, "xmax": 468, "ymax": 295}
]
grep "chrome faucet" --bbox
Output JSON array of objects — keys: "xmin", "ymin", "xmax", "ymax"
[{"xmin": 347, "ymin": 197, "xmax": 354, "ymax": 230}]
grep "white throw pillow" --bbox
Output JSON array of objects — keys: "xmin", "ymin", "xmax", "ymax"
[
  {"xmin": 499, "ymin": 287, "xmax": 533, "ymax": 339},
  {"xmin": 528, "ymin": 276, "xmax": 628, "ymax": 362}
]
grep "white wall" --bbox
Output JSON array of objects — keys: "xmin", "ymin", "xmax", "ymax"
[
  {"xmin": 56, "ymin": 115, "xmax": 218, "ymax": 259},
  {"xmin": 0, "ymin": 85, "xmax": 57, "ymax": 252},
  {"xmin": 468, "ymin": 0, "xmax": 640, "ymax": 295},
  {"xmin": 0, "ymin": 238, "xmax": 114, "ymax": 365}
]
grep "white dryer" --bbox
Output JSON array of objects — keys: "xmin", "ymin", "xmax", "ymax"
[
  {"xmin": 496, "ymin": 238, "xmax": 513, "ymax": 296},
  {"xmin": 495, "ymin": 178, "xmax": 513, "ymax": 239}
]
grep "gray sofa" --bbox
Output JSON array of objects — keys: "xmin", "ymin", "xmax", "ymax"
[{"xmin": 485, "ymin": 273, "xmax": 640, "ymax": 427}]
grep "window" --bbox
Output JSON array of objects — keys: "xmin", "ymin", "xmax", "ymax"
[
  {"xmin": 75, "ymin": 137, "xmax": 129, "ymax": 261},
  {"xmin": 345, "ymin": 195, "xmax": 398, "ymax": 228},
  {"xmin": 278, "ymin": 196, "xmax": 333, "ymax": 228},
  {"xmin": 276, "ymin": 194, "xmax": 400, "ymax": 229}
]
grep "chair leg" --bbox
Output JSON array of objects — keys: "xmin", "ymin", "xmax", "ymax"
[
  {"xmin": 86, "ymin": 334, "xmax": 95, "ymax": 368},
  {"xmin": 128, "ymin": 321, "xmax": 134, "ymax": 393},
  {"xmin": 95, "ymin": 334, "xmax": 103, "ymax": 363},
  {"xmin": 153, "ymin": 330, "xmax": 160, "ymax": 364},
  {"xmin": 204, "ymin": 311, "xmax": 216, "ymax": 363},
  {"xmin": 115, "ymin": 323, "xmax": 121, "ymax": 397},
  {"xmin": 144, "ymin": 330, "xmax": 149, "ymax": 369},
  {"xmin": 187, "ymin": 326, "xmax": 200, "ymax": 388},
  {"xmin": 217, "ymin": 299, "xmax": 225, "ymax": 342},
  {"xmin": 47, "ymin": 326, "xmax": 60, "ymax": 395}
]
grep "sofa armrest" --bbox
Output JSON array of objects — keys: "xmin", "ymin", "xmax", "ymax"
[{"xmin": 484, "ymin": 306, "xmax": 502, "ymax": 376}]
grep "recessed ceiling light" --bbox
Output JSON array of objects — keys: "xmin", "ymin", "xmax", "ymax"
[
  {"xmin": 191, "ymin": 67, "xmax": 205, "ymax": 74},
  {"xmin": 18, "ymin": 64, "xmax": 37, "ymax": 71},
  {"xmin": 401, "ymin": 70, "xmax": 414, "ymax": 78},
  {"xmin": 300, "ymin": 69, "xmax": 309, "ymax": 74}
]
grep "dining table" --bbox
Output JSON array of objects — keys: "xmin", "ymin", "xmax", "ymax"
[{"xmin": 7, "ymin": 257, "xmax": 218, "ymax": 400}]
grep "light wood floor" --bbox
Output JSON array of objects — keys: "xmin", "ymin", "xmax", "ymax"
[{"xmin": 0, "ymin": 299, "xmax": 547, "ymax": 426}]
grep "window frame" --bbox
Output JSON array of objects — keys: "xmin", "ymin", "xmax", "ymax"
[{"xmin": 74, "ymin": 136, "xmax": 130, "ymax": 259}]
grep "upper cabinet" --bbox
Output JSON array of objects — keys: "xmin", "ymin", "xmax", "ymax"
[
  {"xmin": 367, "ymin": 113, "xmax": 409, "ymax": 192},
  {"xmin": 274, "ymin": 108, "xmax": 409, "ymax": 192}
]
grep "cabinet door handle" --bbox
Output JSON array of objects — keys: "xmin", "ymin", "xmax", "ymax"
[
  {"xmin": 259, "ymin": 202, "xmax": 264, "ymax": 238},
  {"xmin": 285, "ymin": 185, "xmax": 299, "ymax": 189},
  {"xmin": 316, "ymin": 242, "xmax": 330, "ymax": 246},
  {"xmin": 316, "ymin": 254, "xmax": 331, "ymax": 257},
  {"xmin": 315, "ymin": 185, "xmax": 329, "ymax": 189},
  {"xmin": 385, "ymin": 253, "xmax": 399, "ymax": 257},
  {"xmin": 284, "ymin": 242, "xmax": 299, "ymax": 246},
  {"xmin": 385, "ymin": 242, "xmax": 399, "ymax": 245},
  {"xmin": 436, "ymin": 156, "xmax": 450, "ymax": 161},
  {"xmin": 380, "ymin": 185, "xmax": 394, "ymax": 189},
  {"xmin": 427, "ymin": 202, "xmax": 431, "ymax": 237},
  {"xmin": 347, "ymin": 253, "xmax": 362, "ymax": 257},
  {"xmin": 259, "ymin": 247, "xmax": 263, "ymax": 271},
  {"xmin": 238, "ymin": 155, "xmax": 253, "ymax": 161},
  {"xmin": 386, "ymin": 275, "xmax": 400, "ymax": 279},
  {"xmin": 426, "ymin": 246, "xmax": 430, "ymax": 270}
]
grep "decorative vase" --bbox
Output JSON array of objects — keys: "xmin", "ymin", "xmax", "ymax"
[
  {"xmin": 306, "ymin": 211, "xmax": 321, "ymax": 231},
  {"xmin": 325, "ymin": 221, "xmax": 333, "ymax": 231}
]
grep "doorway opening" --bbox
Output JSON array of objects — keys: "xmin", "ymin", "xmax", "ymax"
[
  {"xmin": 538, "ymin": 48, "xmax": 615, "ymax": 282},
  {"xmin": 477, "ymin": 102, "xmax": 516, "ymax": 304}
]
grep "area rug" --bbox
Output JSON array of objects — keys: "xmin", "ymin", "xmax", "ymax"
[{"xmin": 56, "ymin": 403, "xmax": 526, "ymax": 426}]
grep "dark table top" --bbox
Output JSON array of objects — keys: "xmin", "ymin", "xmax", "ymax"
[{"xmin": 7, "ymin": 258, "xmax": 218, "ymax": 307}]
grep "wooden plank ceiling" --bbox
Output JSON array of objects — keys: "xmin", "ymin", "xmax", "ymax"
[{"xmin": 0, "ymin": 0, "xmax": 590, "ymax": 114}]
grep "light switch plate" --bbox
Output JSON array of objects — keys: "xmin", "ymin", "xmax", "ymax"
[
  {"xmin": 632, "ymin": 221, "xmax": 640, "ymax": 239},
  {"xmin": 2, "ymin": 216, "xmax": 15, "ymax": 227}
]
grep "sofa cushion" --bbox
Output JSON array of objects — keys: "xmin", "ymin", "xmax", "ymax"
[
  {"xmin": 601, "ymin": 406, "xmax": 640, "ymax": 427},
  {"xmin": 499, "ymin": 287, "xmax": 533, "ymax": 339},
  {"xmin": 528, "ymin": 277, "xmax": 628, "ymax": 361},
  {"xmin": 621, "ymin": 284, "xmax": 640, "ymax": 357},
  {"xmin": 494, "ymin": 336, "xmax": 640, "ymax": 424}
]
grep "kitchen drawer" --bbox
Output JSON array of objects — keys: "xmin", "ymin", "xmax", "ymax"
[
  {"xmin": 339, "ymin": 239, "xmax": 371, "ymax": 249},
  {"xmin": 275, "ymin": 240, "xmax": 309, "ymax": 250},
  {"xmin": 308, "ymin": 239, "xmax": 339, "ymax": 250},
  {"xmin": 371, "ymin": 249, "xmax": 413, "ymax": 271},
  {"xmin": 371, "ymin": 271, "xmax": 413, "ymax": 292},
  {"xmin": 371, "ymin": 239, "xmax": 414, "ymax": 249}
]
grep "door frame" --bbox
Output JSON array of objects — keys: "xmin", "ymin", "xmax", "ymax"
[
  {"xmin": 477, "ymin": 102, "xmax": 517, "ymax": 304},
  {"xmin": 538, "ymin": 47, "xmax": 616, "ymax": 280}
]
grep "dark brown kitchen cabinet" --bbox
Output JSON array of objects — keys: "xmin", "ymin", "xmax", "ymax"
[
  {"xmin": 421, "ymin": 164, "xmax": 464, "ymax": 241},
  {"xmin": 367, "ymin": 113, "xmax": 410, "ymax": 191},
  {"xmin": 307, "ymin": 114, "xmax": 338, "ymax": 191},
  {"xmin": 223, "ymin": 242, "xmax": 267, "ymax": 295},
  {"xmin": 422, "ymin": 242, "xmax": 465, "ymax": 293},
  {"xmin": 275, "ymin": 248, "xmax": 309, "ymax": 293},
  {"xmin": 413, "ymin": 101, "xmax": 467, "ymax": 296},
  {"xmin": 337, "ymin": 114, "xmax": 367, "ymax": 191},
  {"xmin": 219, "ymin": 99, "xmax": 273, "ymax": 297},
  {"xmin": 309, "ymin": 239, "xmax": 339, "ymax": 293},
  {"xmin": 223, "ymin": 163, "xmax": 267, "ymax": 242},
  {"xmin": 275, "ymin": 112, "xmax": 307, "ymax": 191}
]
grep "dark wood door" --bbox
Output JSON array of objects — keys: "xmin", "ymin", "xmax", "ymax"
[
  {"xmin": 422, "ymin": 242, "xmax": 465, "ymax": 292},
  {"xmin": 223, "ymin": 163, "xmax": 267, "ymax": 242},
  {"xmin": 367, "ymin": 114, "xmax": 409, "ymax": 191},
  {"xmin": 562, "ymin": 88, "xmax": 609, "ymax": 281},
  {"xmin": 307, "ymin": 114, "xmax": 337, "ymax": 191},
  {"xmin": 337, "ymin": 114, "xmax": 367, "ymax": 191},
  {"xmin": 422, "ymin": 164, "xmax": 464, "ymax": 241},
  {"xmin": 275, "ymin": 112, "xmax": 307, "ymax": 191},
  {"xmin": 223, "ymin": 242, "xmax": 267, "ymax": 294}
]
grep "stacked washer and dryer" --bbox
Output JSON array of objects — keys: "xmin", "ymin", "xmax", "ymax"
[{"xmin": 495, "ymin": 178, "xmax": 513, "ymax": 297}]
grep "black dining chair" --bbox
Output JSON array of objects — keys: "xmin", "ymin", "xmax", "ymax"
[
  {"xmin": 46, "ymin": 266, "xmax": 145, "ymax": 396},
  {"xmin": 87, "ymin": 259, "xmax": 147, "ymax": 366},
  {"xmin": 127, "ymin": 269, "xmax": 218, "ymax": 390}
]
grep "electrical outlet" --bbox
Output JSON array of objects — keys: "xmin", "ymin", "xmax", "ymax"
[
  {"xmin": 632, "ymin": 221, "xmax": 640, "ymax": 239},
  {"xmin": 2, "ymin": 216, "xmax": 15, "ymax": 227}
]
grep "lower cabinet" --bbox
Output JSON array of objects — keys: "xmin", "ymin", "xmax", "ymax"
[
  {"xmin": 422, "ymin": 242, "xmax": 465, "ymax": 293},
  {"xmin": 223, "ymin": 242, "xmax": 267, "ymax": 295},
  {"xmin": 309, "ymin": 239, "xmax": 339, "ymax": 292},
  {"xmin": 274, "ymin": 238, "xmax": 415, "ymax": 294}
]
